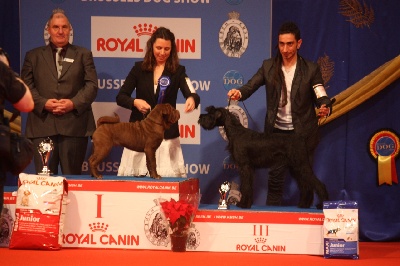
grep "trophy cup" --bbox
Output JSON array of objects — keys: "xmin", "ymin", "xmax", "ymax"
[
  {"xmin": 37, "ymin": 138, "xmax": 54, "ymax": 176},
  {"xmin": 218, "ymin": 181, "xmax": 231, "ymax": 210}
]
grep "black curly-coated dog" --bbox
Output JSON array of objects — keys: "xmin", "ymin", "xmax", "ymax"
[{"xmin": 198, "ymin": 106, "xmax": 328, "ymax": 209}]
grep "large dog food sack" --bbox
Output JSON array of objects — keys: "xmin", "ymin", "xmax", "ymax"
[
  {"xmin": 323, "ymin": 200, "xmax": 359, "ymax": 259},
  {"xmin": 9, "ymin": 173, "xmax": 68, "ymax": 250}
]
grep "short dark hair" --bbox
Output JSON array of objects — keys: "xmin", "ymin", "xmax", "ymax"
[{"xmin": 278, "ymin": 22, "xmax": 301, "ymax": 41}]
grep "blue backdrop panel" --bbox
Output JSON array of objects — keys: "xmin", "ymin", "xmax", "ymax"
[{"xmin": 18, "ymin": 0, "xmax": 272, "ymax": 206}]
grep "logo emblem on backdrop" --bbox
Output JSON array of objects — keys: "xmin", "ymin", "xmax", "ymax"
[
  {"xmin": 223, "ymin": 70, "xmax": 244, "ymax": 91},
  {"xmin": 44, "ymin": 23, "xmax": 74, "ymax": 45},
  {"xmin": 133, "ymin": 23, "xmax": 158, "ymax": 36},
  {"xmin": 369, "ymin": 129, "xmax": 399, "ymax": 185},
  {"xmin": 219, "ymin": 102, "xmax": 248, "ymax": 141},
  {"xmin": 219, "ymin": 11, "xmax": 249, "ymax": 58},
  {"xmin": 223, "ymin": 155, "xmax": 239, "ymax": 171}
]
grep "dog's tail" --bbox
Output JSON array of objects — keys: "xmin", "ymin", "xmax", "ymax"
[{"xmin": 97, "ymin": 113, "xmax": 120, "ymax": 127}]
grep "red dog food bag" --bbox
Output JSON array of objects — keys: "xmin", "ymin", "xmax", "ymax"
[{"xmin": 9, "ymin": 173, "xmax": 68, "ymax": 250}]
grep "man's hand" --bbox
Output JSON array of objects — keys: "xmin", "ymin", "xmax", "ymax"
[
  {"xmin": 318, "ymin": 104, "xmax": 330, "ymax": 117},
  {"xmin": 45, "ymin": 99, "xmax": 74, "ymax": 115},
  {"xmin": 227, "ymin": 89, "xmax": 241, "ymax": 101}
]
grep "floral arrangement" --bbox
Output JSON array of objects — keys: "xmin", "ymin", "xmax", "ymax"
[{"xmin": 159, "ymin": 194, "xmax": 200, "ymax": 236}]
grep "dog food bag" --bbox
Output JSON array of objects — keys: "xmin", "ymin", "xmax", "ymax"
[
  {"xmin": 9, "ymin": 173, "xmax": 68, "ymax": 250},
  {"xmin": 323, "ymin": 200, "xmax": 359, "ymax": 259}
]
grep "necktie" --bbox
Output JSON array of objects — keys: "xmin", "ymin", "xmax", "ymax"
[{"xmin": 56, "ymin": 48, "xmax": 63, "ymax": 78}]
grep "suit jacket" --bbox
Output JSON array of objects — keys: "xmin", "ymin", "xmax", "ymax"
[
  {"xmin": 116, "ymin": 61, "xmax": 200, "ymax": 139},
  {"xmin": 21, "ymin": 44, "xmax": 98, "ymax": 138},
  {"xmin": 238, "ymin": 56, "xmax": 331, "ymax": 149}
]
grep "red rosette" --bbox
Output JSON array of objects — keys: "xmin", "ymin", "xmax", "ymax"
[{"xmin": 369, "ymin": 130, "xmax": 399, "ymax": 185}]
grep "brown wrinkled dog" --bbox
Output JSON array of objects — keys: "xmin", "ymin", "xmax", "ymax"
[{"xmin": 89, "ymin": 103, "xmax": 180, "ymax": 179}]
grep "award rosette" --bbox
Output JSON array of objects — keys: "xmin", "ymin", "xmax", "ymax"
[
  {"xmin": 157, "ymin": 76, "xmax": 170, "ymax": 104},
  {"xmin": 369, "ymin": 130, "xmax": 400, "ymax": 185}
]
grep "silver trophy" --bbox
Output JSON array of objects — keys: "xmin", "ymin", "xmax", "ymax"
[
  {"xmin": 218, "ymin": 181, "xmax": 231, "ymax": 210},
  {"xmin": 37, "ymin": 138, "xmax": 54, "ymax": 176}
]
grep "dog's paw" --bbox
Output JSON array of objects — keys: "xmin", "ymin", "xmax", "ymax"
[
  {"xmin": 315, "ymin": 202, "xmax": 323, "ymax": 209},
  {"xmin": 93, "ymin": 175, "xmax": 103, "ymax": 179},
  {"xmin": 151, "ymin": 175, "xmax": 162, "ymax": 180}
]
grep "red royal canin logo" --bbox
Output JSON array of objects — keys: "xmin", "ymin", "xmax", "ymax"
[
  {"xmin": 133, "ymin": 23, "xmax": 158, "ymax": 36},
  {"xmin": 96, "ymin": 23, "xmax": 196, "ymax": 53},
  {"xmin": 89, "ymin": 222, "xmax": 109, "ymax": 232}
]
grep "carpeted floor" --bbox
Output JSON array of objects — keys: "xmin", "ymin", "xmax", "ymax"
[{"xmin": 1, "ymin": 242, "xmax": 399, "ymax": 266}]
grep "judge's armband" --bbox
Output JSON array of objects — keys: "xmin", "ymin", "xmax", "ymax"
[
  {"xmin": 313, "ymin": 84, "xmax": 332, "ymax": 116},
  {"xmin": 313, "ymin": 84, "xmax": 327, "ymax": 98}
]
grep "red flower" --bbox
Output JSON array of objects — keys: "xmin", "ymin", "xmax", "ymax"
[{"xmin": 159, "ymin": 197, "xmax": 198, "ymax": 235}]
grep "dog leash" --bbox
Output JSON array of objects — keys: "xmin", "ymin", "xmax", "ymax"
[
  {"xmin": 317, "ymin": 97, "xmax": 336, "ymax": 126},
  {"xmin": 229, "ymin": 96, "xmax": 336, "ymax": 128},
  {"xmin": 142, "ymin": 107, "xmax": 152, "ymax": 119}
]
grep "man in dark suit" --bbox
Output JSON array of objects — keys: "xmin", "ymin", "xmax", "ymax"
[
  {"xmin": 21, "ymin": 8, "xmax": 98, "ymax": 175},
  {"xmin": 227, "ymin": 22, "xmax": 333, "ymax": 206}
]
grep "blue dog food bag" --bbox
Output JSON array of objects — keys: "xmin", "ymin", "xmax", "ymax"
[{"xmin": 323, "ymin": 200, "xmax": 359, "ymax": 259}]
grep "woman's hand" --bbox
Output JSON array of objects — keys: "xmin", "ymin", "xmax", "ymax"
[
  {"xmin": 185, "ymin": 97, "xmax": 195, "ymax": 113},
  {"xmin": 134, "ymin": 99, "xmax": 151, "ymax": 114}
]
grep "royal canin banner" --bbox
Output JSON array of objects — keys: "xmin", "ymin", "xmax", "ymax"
[
  {"xmin": 3, "ymin": 177, "xmax": 323, "ymax": 254},
  {"xmin": 91, "ymin": 16, "xmax": 201, "ymax": 59}
]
